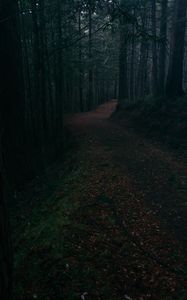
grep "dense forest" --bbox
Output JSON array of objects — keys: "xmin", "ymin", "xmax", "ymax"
[{"xmin": 0, "ymin": 0, "xmax": 187, "ymax": 299}]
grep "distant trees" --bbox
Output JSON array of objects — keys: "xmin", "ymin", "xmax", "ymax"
[
  {"xmin": 117, "ymin": 0, "xmax": 187, "ymax": 104},
  {"xmin": 20, "ymin": 0, "xmax": 118, "ymax": 130},
  {"xmin": 0, "ymin": 0, "xmax": 117, "ymax": 180}
]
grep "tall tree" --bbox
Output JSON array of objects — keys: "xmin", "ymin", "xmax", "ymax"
[
  {"xmin": 129, "ymin": 10, "xmax": 135, "ymax": 102},
  {"xmin": 118, "ymin": 1, "xmax": 129, "ymax": 108},
  {"xmin": 158, "ymin": 0, "xmax": 168, "ymax": 95},
  {"xmin": 151, "ymin": 0, "xmax": 158, "ymax": 96},
  {"xmin": 0, "ymin": 138, "xmax": 13, "ymax": 300},
  {"xmin": 88, "ymin": 0, "xmax": 94, "ymax": 110},
  {"xmin": 55, "ymin": 0, "xmax": 64, "ymax": 149},
  {"xmin": 0, "ymin": 0, "xmax": 25, "ymax": 179},
  {"xmin": 78, "ymin": 4, "xmax": 84, "ymax": 112},
  {"xmin": 0, "ymin": 0, "xmax": 23, "ymax": 297}
]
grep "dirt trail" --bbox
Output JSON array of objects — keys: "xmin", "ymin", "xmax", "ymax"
[
  {"xmin": 67, "ymin": 100, "xmax": 187, "ymax": 251},
  {"xmin": 14, "ymin": 100, "xmax": 187, "ymax": 300},
  {"xmin": 64, "ymin": 100, "xmax": 187, "ymax": 299}
]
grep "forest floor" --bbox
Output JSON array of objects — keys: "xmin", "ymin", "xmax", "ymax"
[{"xmin": 13, "ymin": 100, "xmax": 187, "ymax": 300}]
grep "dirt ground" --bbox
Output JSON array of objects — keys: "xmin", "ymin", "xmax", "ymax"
[
  {"xmin": 65, "ymin": 100, "xmax": 187, "ymax": 298},
  {"xmin": 67, "ymin": 100, "xmax": 187, "ymax": 252},
  {"xmin": 14, "ymin": 100, "xmax": 187, "ymax": 300}
]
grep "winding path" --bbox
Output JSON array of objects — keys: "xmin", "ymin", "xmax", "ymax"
[
  {"xmin": 64, "ymin": 100, "xmax": 187, "ymax": 299},
  {"xmin": 14, "ymin": 100, "xmax": 187, "ymax": 300},
  {"xmin": 67, "ymin": 100, "xmax": 187, "ymax": 250}
]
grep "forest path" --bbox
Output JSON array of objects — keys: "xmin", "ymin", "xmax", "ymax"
[
  {"xmin": 65, "ymin": 100, "xmax": 187, "ymax": 299},
  {"xmin": 14, "ymin": 100, "xmax": 187, "ymax": 300},
  {"xmin": 66, "ymin": 100, "xmax": 187, "ymax": 251}
]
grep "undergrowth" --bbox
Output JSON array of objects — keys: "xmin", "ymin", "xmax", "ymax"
[{"xmin": 113, "ymin": 95, "xmax": 187, "ymax": 150}]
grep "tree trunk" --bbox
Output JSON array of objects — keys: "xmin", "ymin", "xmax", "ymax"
[
  {"xmin": 20, "ymin": 0, "xmax": 32, "ymax": 131},
  {"xmin": 88, "ymin": 0, "xmax": 93, "ymax": 110},
  {"xmin": 118, "ymin": 10, "xmax": 129, "ymax": 108},
  {"xmin": 31, "ymin": 0, "xmax": 42, "ymax": 147},
  {"xmin": 0, "ymin": 0, "xmax": 22, "ymax": 294},
  {"xmin": 0, "ymin": 139, "xmax": 13, "ymax": 300},
  {"xmin": 151, "ymin": 0, "xmax": 158, "ymax": 96},
  {"xmin": 78, "ymin": 8, "xmax": 84, "ymax": 112},
  {"xmin": 158, "ymin": 0, "xmax": 168, "ymax": 95},
  {"xmin": 39, "ymin": 0, "xmax": 47, "ymax": 137},
  {"xmin": 130, "ymin": 15, "xmax": 135, "ymax": 102},
  {"xmin": 0, "ymin": 0, "xmax": 25, "ymax": 179},
  {"xmin": 55, "ymin": 0, "xmax": 64, "ymax": 150}
]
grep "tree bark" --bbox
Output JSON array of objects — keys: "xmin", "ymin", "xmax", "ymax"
[
  {"xmin": 158, "ymin": 0, "xmax": 168, "ymax": 95},
  {"xmin": 88, "ymin": 0, "xmax": 93, "ymax": 110},
  {"xmin": 0, "ymin": 138, "xmax": 13, "ymax": 300},
  {"xmin": 130, "ymin": 14, "xmax": 135, "ymax": 102},
  {"xmin": 118, "ymin": 7, "xmax": 129, "ymax": 108},
  {"xmin": 78, "ymin": 7, "xmax": 84, "ymax": 112},
  {"xmin": 0, "ymin": 0, "xmax": 25, "ymax": 180},
  {"xmin": 57, "ymin": 0, "xmax": 64, "ymax": 133},
  {"xmin": 31, "ymin": 0, "xmax": 42, "ymax": 146},
  {"xmin": 151, "ymin": 0, "xmax": 159, "ymax": 96}
]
